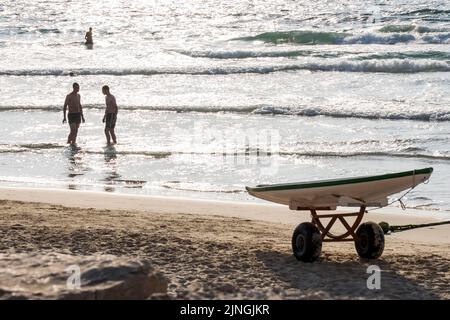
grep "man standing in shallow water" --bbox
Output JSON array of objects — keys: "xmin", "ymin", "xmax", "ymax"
[
  {"xmin": 63, "ymin": 83, "xmax": 85, "ymax": 145},
  {"xmin": 102, "ymin": 85, "xmax": 118, "ymax": 145},
  {"xmin": 85, "ymin": 27, "xmax": 93, "ymax": 45}
]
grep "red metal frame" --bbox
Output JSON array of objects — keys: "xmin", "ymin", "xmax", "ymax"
[{"xmin": 310, "ymin": 206, "xmax": 366, "ymax": 242}]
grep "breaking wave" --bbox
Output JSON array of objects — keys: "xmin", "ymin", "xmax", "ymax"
[
  {"xmin": 1, "ymin": 59, "xmax": 449, "ymax": 77},
  {"xmin": 1, "ymin": 143, "xmax": 449, "ymax": 162},
  {"xmin": 161, "ymin": 181, "xmax": 244, "ymax": 193},
  {"xmin": 177, "ymin": 49, "xmax": 450, "ymax": 61},
  {"xmin": 1, "ymin": 104, "xmax": 450, "ymax": 122},
  {"xmin": 175, "ymin": 49, "xmax": 345, "ymax": 59},
  {"xmin": 233, "ymin": 30, "xmax": 450, "ymax": 45},
  {"xmin": 251, "ymin": 105, "xmax": 450, "ymax": 121},
  {"xmin": 278, "ymin": 151, "xmax": 450, "ymax": 161},
  {"xmin": 234, "ymin": 31, "xmax": 350, "ymax": 44},
  {"xmin": 378, "ymin": 24, "xmax": 450, "ymax": 33},
  {"xmin": 353, "ymin": 51, "xmax": 450, "ymax": 61},
  {"xmin": 399, "ymin": 9, "xmax": 450, "ymax": 16}
]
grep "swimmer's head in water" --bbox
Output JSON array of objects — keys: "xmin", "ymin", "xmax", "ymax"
[
  {"xmin": 73, "ymin": 82, "xmax": 80, "ymax": 92},
  {"xmin": 102, "ymin": 85, "xmax": 110, "ymax": 95}
]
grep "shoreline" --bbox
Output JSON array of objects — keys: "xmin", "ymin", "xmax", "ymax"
[
  {"xmin": 1, "ymin": 185, "xmax": 449, "ymax": 218},
  {"xmin": 1, "ymin": 186, "xmax": 450, "ymax": 245}
]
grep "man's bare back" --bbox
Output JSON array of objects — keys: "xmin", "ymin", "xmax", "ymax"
[
  {"xmin": 102, "ymin": 85, "xmax": 118, "ymax": 145},
  {"xmin": 63, "ymin": 82, "xmax": 85, "ymax": 145},
  {"xmin": 105, "ymin": 94, "xmax": 118, "ymax": 114}
]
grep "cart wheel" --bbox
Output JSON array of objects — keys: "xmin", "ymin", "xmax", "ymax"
[
  {"xmin": 292, "ymin": 222, "xmax": 322, "ymax": 262},
  {"xmin": 355, "ymin": 222, "xmax": 385, "ymax": 259}
]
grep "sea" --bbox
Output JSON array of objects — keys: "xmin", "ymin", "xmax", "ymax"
[{"xmin": 1, "ymin": 0, "xmax": 449, "ymax": 213}]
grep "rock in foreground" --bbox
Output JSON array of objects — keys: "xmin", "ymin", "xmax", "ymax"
[{"xmin": 0, "ymin": 252, "xmax": 167, "ymax": 300}]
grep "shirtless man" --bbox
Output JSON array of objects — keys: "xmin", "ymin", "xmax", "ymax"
[
  {"xmin": 102, "ymin": 85, "xmax": 118, "ymax": 144},
  {"xmin": 85, "ymin": 27, "xmax": 93, "ymax": 45},
  {"xmin": 63, "ymin": 83, "xmax": 85, "ymax": 144}
]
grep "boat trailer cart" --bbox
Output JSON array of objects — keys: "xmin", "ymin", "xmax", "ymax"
[{"xmin": 290, "ymin": 205, "xmax": 384, "ymax": 262}]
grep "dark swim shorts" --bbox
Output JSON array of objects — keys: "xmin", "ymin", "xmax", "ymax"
[
  {"xmin": 68, "ymin": 113, "xmax": 81, "ymax": 124},
  {"xmin": 105, "ymin": 113, "xmax": 117, "ymax": 129}
]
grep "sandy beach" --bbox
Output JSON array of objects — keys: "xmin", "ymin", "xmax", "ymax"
[{"xmin": 0, "ymin": 187, "xmax": 449, "ymax": 299}]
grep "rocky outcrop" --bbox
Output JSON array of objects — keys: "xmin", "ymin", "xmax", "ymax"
[{"xmin": 0, "ymin": 252, "xmax": 167, "ymax": 300}]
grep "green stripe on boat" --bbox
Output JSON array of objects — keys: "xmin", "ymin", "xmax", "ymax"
[{"xmin": 246, "ymin": 167, "xmax": 433, "ymax": 192}]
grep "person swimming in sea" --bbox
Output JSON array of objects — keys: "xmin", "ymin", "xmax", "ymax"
[
  {"xmin": 102, "ymin": 85, "xmax": 118, "ymax": 145},
  {"xmin": 84, "ymin": 27, "xmax": 93, "ymax": 45},
  {"xmin": 63, "ymin": 82, "xmax": 85, "ymax": 144}
]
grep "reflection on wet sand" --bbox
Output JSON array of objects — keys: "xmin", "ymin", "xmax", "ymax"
[
  {"xmin": 102, "ymin": 145, "xmax": 147, "ymax": 191},
  {"xmin": 65, "ymin": 145, "xmax": 87, "ymax": 190},
  {"xmin": 103, "ymin": 145, "xmax": 120, "ymax": 192},
  {"xmin": 63, "ymin": 144, "xmax": 146, "ymax": 192}
]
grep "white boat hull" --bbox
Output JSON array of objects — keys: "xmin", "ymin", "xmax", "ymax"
[{"xmin": 246, "ymin": 168, "xmax": 433, "ymax": 210}]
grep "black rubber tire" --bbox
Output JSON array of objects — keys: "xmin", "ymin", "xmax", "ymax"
[
  {"xmin": 291, "ymin": 222, "xmax": 322, "ymax": 262},
  {"xmin": 355, "ymin": 222, "xmax": 385, "ymax": 259}
]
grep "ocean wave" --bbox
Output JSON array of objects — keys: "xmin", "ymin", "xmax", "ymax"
[
  {"xmin": 177, "ymin": 48, "xmax": 450, "ymax": 62},
  {"xmin": 19, "ymin": 143, "xmax": 63, "ymax": 150},
  {"xmin": 35, "ymin": 28, "xmax": 61, "ymax": 34},
  {"xmin": 342, "ymin": 33, "xmax": 416, "ymax": 44},
  {"xmin": 379, "ymin": 24, "xmax": 449, "ymax": 33},
  {"xmin": 335, "ymin": 32, "xmax": 450, "ymax": 45},
  {"xmin": 353, "ymin": 51, "xmax": 450, "ymax": 61},
  {"xmin": 421, "ymin": 33, "xmax": 450, "ymax": 44},
  {"xmin": 233, "ymin": 31, "xmax": 350, "ymax": 44},
  {"xmin": 379, "ymin": 25, "xmax": 416, "ymax": 33},
  {"xmin": 234, "ymin": 30, "xmax": 450, "ymax": 45},
  {"xmin": 0, "ymin": 66, "xmax": 277, "ymax": 76},
  {"xmin": 0, "ymin": 104, "xmax": 259, "ymax": 113},
  {"xmin": 100, "ymin": 178, "xmax": 147, "ymax": 187},
  {"xmin": 175, "ymin": 49, "xmax": 344, "ymax": 59},
  {"xmin": 252, "ymin": 105, "xmax": 450, "ymax": 121},
  {"xmin": 0, "ymin": 143, "xmax": 64, "ymax": 152},
  {"xmin": 278, "ymin": 150, "xmax": 450, "ymax": 161},
  {"xmin": 1, "ymin": 59, "xmax": 449, "ymax": 78},
  {"xmin": 86, "ymin": 150, "xmax": 172, "ymax": 158},
  {"xmin": 1, "ymin": 104, "xmax": 450, "ymax": 122},
  {"xmin": 0, "ymin": 65, "xmax": 315, "ymax": 76},
  {"xmin": 407, "ymin": 205, "xmax": 446, "ymax": 212},
  {"xmin": 161, "ymin": 181, "xmax": 244, "ymax": 193},
  {"xmin": 399, "ymin": 9, "xmax": 450, "ymax": 16},
  {"xmin": 304, "ymin": 59, "xmax": 450, "ymax": 73},
  {"xmin": 2, "ymin": 144, "xmax": 449, "ymax": 162},
  {"xmin": 13, "ymin": 27, "xmax": 62, "ymax": 35},
  {"xmin": 0, "ymin": 144, "xmax": 172, "ymax": 158}
]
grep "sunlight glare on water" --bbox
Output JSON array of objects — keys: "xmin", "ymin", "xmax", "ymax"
[{"xmin": 0, "ymin": 0, "xmax": 449, "ymax": 212}]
